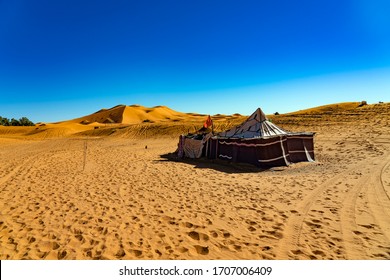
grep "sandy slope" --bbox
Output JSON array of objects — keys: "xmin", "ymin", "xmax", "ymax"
[{"xmin": 0, "ymin": 103, "xmax": 389, "ymax": 260}]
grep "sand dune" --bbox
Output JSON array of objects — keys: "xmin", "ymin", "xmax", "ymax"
[
  {"xmin": 64, "ymin": 105, "xmax": 189, "ymax": 125},
  {"xmin": 0, "ymin": 102, "xmax": 389, "ymax": 259}
]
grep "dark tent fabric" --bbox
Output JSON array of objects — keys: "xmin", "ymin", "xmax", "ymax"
[
  {"xmin": 207, "ymin": 136, "xmax": 290, "ymax": 167},
  {"xmin": 286, "ymin": 133, "xmax": 315, "ymax": 163}
]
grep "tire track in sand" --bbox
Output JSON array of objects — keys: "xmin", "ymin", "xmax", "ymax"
[
  {"xmin": 0, "ymin": 155, "xmax": 40, "ymax": 192},
  {"xmin": 339, "ymin": 151, "xmax": 390, "ymax": 259},
  {"xmin": 0, "ymin": 142, "xmax": 45, "ymax": 191},
  {"xmin": 275, "ymin": 167, "xmax": 352, "ymax": 259},
  {"xmin": 276, "ymin": 150, "xmax": 390, "ymax": 259},
  {"xmin": 0, "ymin": 139, "xmax": 71, "ymax": 191},
  {"xmin": 358, "ymin": 152, "xmax": 390, "ymax": 239}
]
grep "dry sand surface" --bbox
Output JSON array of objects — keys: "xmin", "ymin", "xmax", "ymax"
[{"xmin": 0, "ymin": 102, "xmax": 389, "ymax": 260}]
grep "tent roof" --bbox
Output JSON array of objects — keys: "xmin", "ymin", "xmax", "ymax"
[{"xmin": 217, "ymin": 108, "xmax": 288, "ymax": 139}]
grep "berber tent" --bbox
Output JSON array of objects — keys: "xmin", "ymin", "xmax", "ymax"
[{"xmin": 205, "ymin": 108, "xmax": 315, "ymax": 167}]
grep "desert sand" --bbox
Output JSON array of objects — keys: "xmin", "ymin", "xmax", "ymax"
[{"xmin": 0, "ymin": 102, "xmax": 389, "ymax": 260}]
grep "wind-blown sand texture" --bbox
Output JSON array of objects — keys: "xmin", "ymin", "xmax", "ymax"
[{"xmin": 0, "ymin": 102, "xmax": 389, "ymax": 260}]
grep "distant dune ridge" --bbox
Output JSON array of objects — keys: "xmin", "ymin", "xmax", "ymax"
[
  {"xmin": 0, "ymin": 101, "xmax": 388, "ymax": 139},
  {"xmin": 0, "ymin": 101, "xmax": 390, "ymax": 260}
]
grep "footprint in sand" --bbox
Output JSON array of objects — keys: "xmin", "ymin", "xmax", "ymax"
[
  {"xmin": 115, "ymin": 249, "xmax": 126, "ymax": 258},
  {"xmin": 182, "ymin": 221, "xmax": 194, "ymax": 228},
  {"xmin": 129, "ymin": 249, "xmax": 143, "ymax": 257},
  {"xmin": 188, "ymin": 231, "xmax": 209, "ymax": 241},
  {"xmin": 262, "ymin": 246, "xmax": 272, "ymax": 251},
  {"xmin": 291, "ymin": 249, "xmax": 305, "ymax": 256},
  {"xmin": 248, "ymin": 226, "xmax": 256, "ymax": 232},
  {"xmin": 52, "ymin": 242, "xmax": 60, "ymax": 250},
  {"xmin": 178, "ymin": 247, "xmax": 189, "ymax": 253},
  {"xmin": 312, "ymin": 249, "xmax": 326, "ymax": 257},
  {"xmin": 264, "ymin": 230, "xmax": 283, "ymax": 239},
  {"xmin": 27, "ymin": 236, "xmax": 36, "ymax": 244},
  {"xmin": 75, "ymin": 234, "xmax": 85, "ymax": 242},
  {"xmin": 223, "ymin": 231, "xmax": 231, "ymax": 238},
  {"xmin": 194, "ymin": 245, "xmax": 209, "ymax": 255},
  {"xmin": 57, "ymin": 250, "xmax": 67, "ymax": 260}
]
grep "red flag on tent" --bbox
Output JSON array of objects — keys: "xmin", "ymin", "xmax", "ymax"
[{"xmin": 203, "ymin": 115, "xmax": 213, "ymax": 128}]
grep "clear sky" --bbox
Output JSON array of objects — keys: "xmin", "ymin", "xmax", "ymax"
[{"xmin": 1, "ymin": 0, "xmax": 389, "ymax": 123}]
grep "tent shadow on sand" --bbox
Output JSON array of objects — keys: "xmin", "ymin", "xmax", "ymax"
[{"xmin": 157, "ymin": 152, "xmax": 285, "ymax": 174}]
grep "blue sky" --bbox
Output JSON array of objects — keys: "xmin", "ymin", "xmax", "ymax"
[{"xmin": 1, "ymin": 0, "xmax": 389, "ymax": 123}]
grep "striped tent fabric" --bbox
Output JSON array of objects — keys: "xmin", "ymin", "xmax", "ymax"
[{"xmin": 218, "ymin": 108, "xmax": 287, "ymax": 138}]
